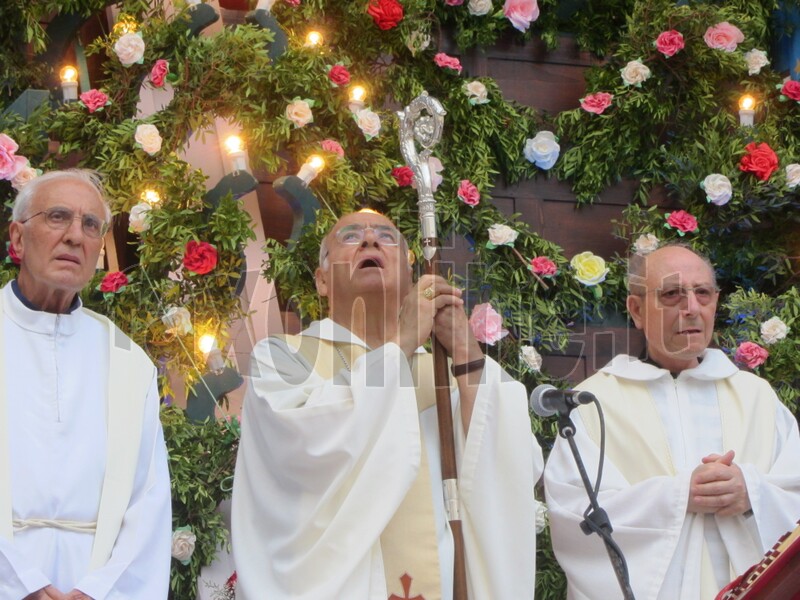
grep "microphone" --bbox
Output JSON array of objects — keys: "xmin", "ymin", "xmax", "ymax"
[{"xmin": 529, "ymin": 384, "xmax": 596, "ymax": 417}]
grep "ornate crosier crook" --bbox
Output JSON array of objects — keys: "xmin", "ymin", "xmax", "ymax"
[{"xmin": 397, "ymin": 92, "xmax": 468, "ymax": 600}]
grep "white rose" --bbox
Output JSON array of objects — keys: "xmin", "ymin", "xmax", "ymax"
[
  {"xmin": 468, "ymin": 0, "xmax": 493, "ymax": 17},
  {"xmin": 534, "ymin": 499, "xmax": 548, "ymax": 534},
  {"xmin": 520, "ymin": 345, "xmax": 543, "ymax": 372},
  {"xmin": 113, "ymin": 32, "xmax": 145, "ymax": 67},
  {"xmin": 162, "ymin": 306, "xmax": 193, "ymax": 336},
  {"xmin": 760, "ymin": 316, "xmax": 789, "ymax": 345},
  {"xmin": 701, "ymin": 173, "xmax": 732, "ymax": 206},
  {"xmin": 633, "ymin": 233, "xmax": 659, "ymax": 255},
  {"xmin": 405, "ymin": 30, "xmax": 431, "ymax": 56},
  {"xmin": 463, "ymin": 81, "xmax": 489, "ymax": 105},
  {"xmin": 744, "ymin": 48, "xmax": 770, "ymax": 75},
  {"xmin": 11, "ymin": 165, "xmax": 38, "ymax": 190},
  {"xmin": 620, "ymin": 60, "xmax": 651, "ymax": 87},
  {"xmin": 355, "ymin": 108, "xmax": 381, "ymax": 139},
  {"xmin": 487, "ymin": 223, "xmax": 518, "ymax": 247},
  {"xmin": 285, "ymin": 99, "xmax": 314, "ymax": 128},
  {"xmin": 134, "ymin": 123, "xmax": 162, "ymax": 155},
  {"xmin": 128, "ymin": 201, "xmax": 152, "ymax": 233},
  {"xmin": 786, "ymin": 163, "xmax": 800, "ymax": 188},
  {"xmin": 523, "ymin": 131, "xmax": 560, "ymax": 170},
  {"xmin": 171, "ymin": 528, "xmax": 196, "ymax": 565}
]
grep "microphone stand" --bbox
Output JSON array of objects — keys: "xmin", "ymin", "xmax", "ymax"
[{"xmin": 557, "ymin": 411, "xmax": 636, "ymax": 600}]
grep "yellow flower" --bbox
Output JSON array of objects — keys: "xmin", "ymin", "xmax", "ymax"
[{"xmin": 570, "ymin": 251, "xmax": 609, "ymax": 286}]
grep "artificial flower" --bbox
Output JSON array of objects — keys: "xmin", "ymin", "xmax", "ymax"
[
  {"xmin": 633, "ymin": 233, "xmax": 659, "ymax": 255},
  {"xmin": 134, "ymin": 123, "xmax": 162, "ymax": 155},
  {"xmin": 503, "ymin": 0, "xmax": 539, "ymax": 33},
  {"xmin": 113, "ymin": 32, "xmax": 145, "ymax": 66},
  {"xmin": 285, "ymin": 98, "xmax": 314, "ymax": 128},
  {"xmin": 700, "ymin": 174, "xmax": 732, "ymax": 206},
  {"xmin": 162, "ymin": 306, "xmax": 193, "ymax": 336},
  {"xmin": 469, "ymin": 302, "xmax": 509, "ymax": 345},
  {"xmin": 128, "ymin": 201, "xmax": 152, "ymax": 233},
  {"xmin": 523, "ymin": 131, "xmax": 560, "ymax": 169},
  {"xmin": 367, "ymin": 0, "xmax": 404, "ymax": 30},
  {"xmin": 327, "ymin": 64, "xmax": 351, "ymax": 86},
  {"xmin": 744, "ymin": 49, "xmax": 770, "ymax": 75},
  {"xmin": 530, "ymin": 256, "xmax": 557, "ymax": 276},
  {"xmin": 520, "ymin": 345, "xmax": 543, "ymax": 372},
  {"xmin": 405, "ymin": 30, "xmax": 431, "ymax": 56},
  {"xmin": 779, "ymin": 80, "xmax": 800, "ymax": 103},
  {"xmin": 11, "ymin": 164, "xmax": 38, "ymax": 190},
  {"xmin": 735, "ymin": 341, "xmax": 769, "ymax": 369},
  {"xmin": 0, "ymin": 134, "xmax": 27, "ymax": 181},
  {"xmin": 655, "ymin": 30, "xmax": 685, "ymax": 57},
  {"xmin": 486, "ymin": 223, "xmax": 518, "ymax": 248},
  {"xmin": 785, "ymin": 163, "xmax": 800, "ymax": 188},
  {"xmin": 391, "ymin": 166, "xmax": 414, "ymax": 186},
  {"xmin": 99, "ymin": 271, "xmax": 129, "ymax": 293},
  {"xmin": 570, "ymin": 251, "xmax": 608, "ymax": 286},
  {"xmin": 664, "ymin": 210, "xmax": 699, "ymax": 235},
  {"xmin": 149, "ymin": 59, "xmax": 169, "ymax": 87},
  {"xmin": 355, "ymin": 108, "xmax": 381, "ymax": 140},
  {"xmin": 434, "ymin": 52, "xmax": 463, "ymax": 74},
  {"xmin": 183, "ymin": 241, "xmax": 218, "ymax": 275},
  {"xmin": 468, "ymin": 0, "xmax": 492, "ymax": 15},
  {"xmin": 463, "ymin": 81, "xmax": 489, "ymax": 105},
  {"xmin": 320, "ymin": 139, "xmax": 345, "ymax": 158},
  {"xmin": 171, "ymin": 527, "xmax": 197, "ymax": 565},
  {"xmin": 620, "ymin": 60, "xmax": 651, "ymax": 87},
  {"xmin": 580, "ymin": 92, "xmax": 613, "ymax": 114},
  {"xmin": 760, "ymin": 316, "xmax": 789, "ymax": 345},
  {"xmin": 704, "ymin": 22, "xmax": 744, "ymax": 52},
  {"xmin": 457, "ymin": 179, "xmax": 480, "ymax": 206},
  {"xmin": 739, "ymin": 142, "xmax": 778, "ymax": 181},
  {"xmin": 79, "ymin": 89, "xmax": 110, "ymax": 113}
]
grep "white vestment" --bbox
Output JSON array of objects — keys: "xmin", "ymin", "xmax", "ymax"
[
  {"xmin": 544, "ymin": 350, "xmax": 800, "ymax": 600},
  {"xmin": 232, "ymin": 318, "xmax": 543, "ymax": 600},
  {"xmin": 0, "ymin": 282, "xmax": 172, "ymax": 599}
]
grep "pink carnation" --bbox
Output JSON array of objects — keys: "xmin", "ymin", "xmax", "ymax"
[
  {"xmin": 780, "ymin": 80, "xmax": 800, "ymax": 102},
  {"xmin": 735, "ymin": 341, "xmax": 769, "ymax": 369},
  {"xmin": 503, "ymin": 0, "xmax": 540, "ymax": 33},
  {"xmin": 580, "ymin": 92, "xmax": 613, "ymax": 114},
  {"xmin": 434, "ymin": 53, "xmax": 463, "ymax": 74},
  {"xmin": 469, "ymin": 302, "xmax": 509, "ymax": 346},
  {"xmin": 0, "ymin": 134, "xmax": 27, "ymax": 181},
  {"xmin": 320, "ymin": 139, "xmax": 344, "ymax": 158},
  {"xmin": 655, "ymin": 30, "xmax": 685, "ymax": 57},
  {"xmin": 530, "ymin": 256, "xmax": 557, "ymax": 276},
  {"xmin": 457, "ymin": 179, "xmax": 480, "ymax": 206},
  {"xmin": 149, "ymin": 59, "xmax": 169, "ymax": 87},
  {"xmin": 665, "ymin": 210, "xmax": 698, "ymax": 235},
  {"xmin": 79, "ymin": 89, "xmax": 110, "ymax": 113},
  {"xmin": 703, "ymin": 22, "xmax": 744, "ymax": 52}
]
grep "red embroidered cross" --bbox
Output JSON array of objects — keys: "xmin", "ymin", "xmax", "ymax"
[{"xmin": 388, "ymin": 573, "xmax": 425, "ymax": 600}]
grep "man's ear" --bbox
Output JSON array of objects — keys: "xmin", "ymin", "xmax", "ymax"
[
  {"xmin": 8, "ymin": 221, "xmax": 23, "ymax": 261},
  {"xmin": 314, "ymin": 266, "xmax": 329, "ymax": 298},
  {"xmin": 627, "ymin": 294, "xmax": 644, "ymax": 330}
]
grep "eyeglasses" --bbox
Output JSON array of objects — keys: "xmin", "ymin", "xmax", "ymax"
[
  {"xmin": 333, "ymin": 223, "xmax": 401, "ymax": 246},
  {"xmin": 21, "ymin": 207, "xmax": 109, "ymax": 239},
  {"xmin": 645, "ymin": 285, "xmax": 719, "ymax": 307}
]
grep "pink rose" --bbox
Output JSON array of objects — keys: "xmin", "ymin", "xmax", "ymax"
[
  {"xmin": 457, "ymin": 179, "xmax": 480, "ymax": 206},
  {"xmin": 149, "ymin": 59, "xmax": 169, "ymax": 87},
  {"xmin": 703, "ymin": 22, "xmax": 744, "ymax": 52},
  {"xmin": 327, "ymin": 64, "xmax": 351, "ymax": 86},
  {"xmin": 0, "ymin": 134, "xmax": 27, "ymax": 180},
  {"xmin": 580, "ymin": 92, "xmax": 613, "ymax": 114},
  {"xmin": 392, "ymin": 166, "xmax": 414, "ymax": 187},
  {"xmin": 664, "ymin": 210, "xmax": 698, "ymax": 234},
  {"xmin": 434, "ymin": 52, "xmax": 463, "ymax": 74},
  {"xmin": 469, "ymin": 302, "xmax": 509, "ymax": 346},
  {"xmin": 655, "ymin": 30, "xmax": 685, "ymax": 57},
  {"xmin": 99, "ymin": 271, "xmax": 129, "ymax": 293},
  {"xmin": 503, "ymin": 0, "xmax": 539, "ymax": 33},
  {"xmin": 80, "ymin": 89, "xmax": 110, "ymax": 113},
  {"xmin": 780, "ymin": 80, "xmax": 800, "ymax": 102},
  {"xmin": 320, "ymin": 139, "xmax": 344, "ymax": 158},
  {"xmin": 735, "ymin": 341, "xmax": 769, "ymax": 369},
  {"xmin": 529, "ymin": 256, "xmax": 557, "ymax": 276}
]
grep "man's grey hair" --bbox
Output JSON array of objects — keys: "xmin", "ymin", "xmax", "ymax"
[
  {"xmin": 627, "ymin": 241, "xmax": 717, "ymax": 294},
  {"xmin": 12, "ymin": 169, "xmax": 112, "ymax": 223}
]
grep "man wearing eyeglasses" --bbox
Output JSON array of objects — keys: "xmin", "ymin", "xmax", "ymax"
[
  {"xmin": 0, "ymin": 169, "xmax": 171, "ymax": 599},
  {"xmin": 545, "ymin": 243, "xmax": 800, "ymax": 599},
  {"xmin": 232, "ymin": 210, "xmax": 543, "ymax": 599}
]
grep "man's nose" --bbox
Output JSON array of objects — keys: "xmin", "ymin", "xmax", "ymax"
[
  {"xmin": 682, "ymin": 289, "xmax": 701, "ymax": 313},
  {"xmin": 62, "ymin": 216, "xmax": 85, "ymax": 242}
]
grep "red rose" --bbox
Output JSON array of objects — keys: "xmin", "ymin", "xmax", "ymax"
[
  {"xmin": 7, "ymin": 243, "xmax": 20, "ymax": 265},
  {"xmin": 781, "ymin": 80, "xmax": 800, "ymax": 102},
  {"xmin": 150, "ymin": 59, "xmax": 169, "ymax": 87},
  {"xmin": 367, "ymin": 0, "xmax": 404, "ymax": 30},
  {"xmin": 99, "ymin": 271, "xmax": 129, "ymax": 293},
  {"xmin": 735, "ymin": 341, "xmax": 769, "ymax": 369},
  {"xmin": 183, "ymin": 241, "xmax": 218, "ymax": 275},
  {"xmin": 655, "ymin": 30, "xmax": 685, "ymax": 57},
  {"xmin": 665, "ymin": 210, "xmax": 698, "ymax": 234},
  {"xmin": 391, "ymin": 166, "xmax": 414, "ymax": 187},
  {"xmin": 327, "ymin": 64, "xmax": 351, "ymax": 86},
  {"xmin": 79, "ymin": 89, "xmax": 109, "ymax": 113},
  {"xmin": 529, "ymin": 256, "xmax": 557, "ymax": 276},
  {"xmin": 739, "ymin": 142, "xmax": 779, "ymax": 181}
]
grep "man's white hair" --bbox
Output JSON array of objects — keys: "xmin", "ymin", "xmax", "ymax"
[{"xmin": 12, "ymin": 168, "xmax": 112, "ymax": 224}]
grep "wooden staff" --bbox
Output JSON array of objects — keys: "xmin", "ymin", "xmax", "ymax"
[{"xmin": 397, "ymin": 92, "xmax": 468, "ymax": 600}]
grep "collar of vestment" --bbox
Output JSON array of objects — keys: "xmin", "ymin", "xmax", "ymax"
[
  {"xmin": 600, "ymin": 348, "xmax": 738, "ymax": 382},
  {"xmin": 4, "ymin": 280, "xmax": 82, "ymax": 336},
  {"xmin": 305, "ymin": 318, "xmax": 426, "ymax": 355}
]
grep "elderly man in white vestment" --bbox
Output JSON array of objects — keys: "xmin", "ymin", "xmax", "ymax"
[
  {"xmin": 232, "ymin": 210, "xmax": 544, "ymax": 599},
  {"xmin": 0, "ymin": 170, "xmax": 171, "ymax": 600},
  {"xmin": 545, "ymin": 243, "xmax": 800, "ymax": 600}
]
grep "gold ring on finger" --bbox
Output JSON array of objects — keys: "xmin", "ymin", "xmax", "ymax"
[{"xmin": 423, "ymin": 286, "xmax": 435, "ymax": 301}]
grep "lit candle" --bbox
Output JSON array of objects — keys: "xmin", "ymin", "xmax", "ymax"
[
  {"xmin": 348, "ymin": 85, "xmax": 366, "ymax": 112},
  {"xmin": 224, "ymin": 135, "xmax": 248, "ymax": 173},
  {"xmin": 296, "ymin": 155, "xmax": 325, "ymax": 185},
  {"xmin": 141, "ymin": 189, "xmax": 162, "ymax": 205},
  {"xmin": 60, "ymin": 66, "xmax": 79, "ymax": 102},
  {"xmin": 305, "ymin": 31, "xmax": 323, "ymax": 48},
  {"xmin": 199, "ymin": 334, "xmax": 225, "ymax": 373},
  {"xmin": 739, "ymin": 94, "xmax": 755, "ymax": 127}
]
